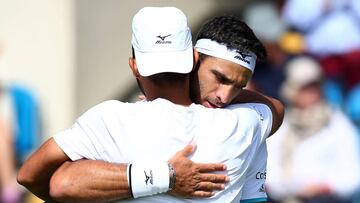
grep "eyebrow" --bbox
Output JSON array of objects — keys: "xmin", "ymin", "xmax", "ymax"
[{"xmin": 211, "ymin": 69, "xmax": 245, "ymax": 89}]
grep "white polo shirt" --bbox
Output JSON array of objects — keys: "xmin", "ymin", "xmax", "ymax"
[
  {"xmin": 54, "ymin": 98, "xmax": 272, "ymax": 202},
  {"xmin": 225, "ymin": 104, "xmax": 269, "ymax": 203},
  {"xmin": 240, "ymin": 142, "xmax": 268, "ymax": 203}
]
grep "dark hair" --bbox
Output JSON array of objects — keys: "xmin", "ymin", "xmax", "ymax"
[
  {"xmin": 148, "ymin": 72, "xmax": 188, "ymax": 85},
  {"xmin": 196, "ymin": 15, "xmax": 267, "ymax": 60}
]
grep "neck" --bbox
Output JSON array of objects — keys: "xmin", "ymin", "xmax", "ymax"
[
  {"xmin": 141, "ymin": 77, "xmax": 192, "ymax": 106},
  {"xmin": 146, "ymin": 89, "xmax": 192, "ymax": 106}
]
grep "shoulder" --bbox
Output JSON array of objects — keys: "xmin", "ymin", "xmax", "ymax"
[
  {"xmin": 83, "ymin": 100, "xmax": 130, "ymax": 114},
  {"xmin": 226, "ymin": 103, "xmax": 272, "ymax": 123},
  {"xmin": 226, "ymin": 103, "xmax": 273, "ymax": 139},
  {"xmin": 77, "ymin": 100, "xmax": 128, "ymax": 122}
]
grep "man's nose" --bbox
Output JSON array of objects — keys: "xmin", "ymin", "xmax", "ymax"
[{"xmin": 215, "ymin": 85, "xmax": 233, "ymax": 105}]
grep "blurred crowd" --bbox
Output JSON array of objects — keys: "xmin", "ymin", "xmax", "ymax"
[
  {"xmin": 242, "ymin": 0, "xmax": 360, "ymax": 202},
  {"xmin": 0, "ymin": 43, "xmax": 41, "ymax": 202}
]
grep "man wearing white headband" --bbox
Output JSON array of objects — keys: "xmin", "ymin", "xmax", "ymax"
[
  {"xmin": 191, "ymin": 16, "xmax": 281, "ymax": 203},
  {"xmin": 18, "ymin": 11, "xmax": 283, "ymax": 203}
]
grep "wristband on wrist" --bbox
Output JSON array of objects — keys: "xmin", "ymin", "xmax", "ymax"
[
  {"xmin": 127, "ymin": 162, "xmax": 170, "ymax": 198},
  {"xmin": 127, "ymin": 164, "xmax": 134, "ymax": 198}
]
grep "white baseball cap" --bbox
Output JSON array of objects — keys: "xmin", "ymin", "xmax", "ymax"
[{"xmin": 131, "ymin": 7, "xmax": 193, "ymax": 76}]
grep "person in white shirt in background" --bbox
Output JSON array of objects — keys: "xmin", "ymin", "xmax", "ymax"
[{"xmin": 266, "ymin": 56, "xmax": 360, "ymax": 203}]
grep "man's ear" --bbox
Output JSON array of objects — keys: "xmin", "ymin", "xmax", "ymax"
[
  {"xmin": 128, "ymin": 57, "xmax": 140, "ymax": 78},
  {"xmin": 192, "ymin": 48, "xmax": 199, "ymax": 71}
]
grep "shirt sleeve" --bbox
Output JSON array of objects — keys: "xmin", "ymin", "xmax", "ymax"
[
  {"xmin": 227, "ymin": 103, "xmax": 273, "ymax": 145},
  {"xmin": 226, "ymin": 103, "xmax": 272, "ymax": 202},
  {"xmin": 53, "ymin": 102, "xmax": 115, "ymax": 161},
  {"xmin": 248, "ymin": 103, "xmax": 273, "ymax": 143},
  {"xmin": 53, "ymin": 122, "xmax": 97, "ymax": 161}
]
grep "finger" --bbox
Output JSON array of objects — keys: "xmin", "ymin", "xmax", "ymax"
[
  {"xmin": 192, "ymin": 191, "xmax": 214, "ymax": 198},
  {"xmin": 195, "ymin": 182, "xmax": 225, "ymax": 191},
  {"xmin": 138, "ymin": 95, "xmax": 146, "ymax": 100},
  {"xmin": 198, "ymin": 173, "xmax": 229, "ymax": 183},
  {"xmin": 196, "ymin": 163, "xmax": 227, "ymax": 172},
  {"xmin": 178, "ymin": 143, "xmax": 197, "ymax": 157}
]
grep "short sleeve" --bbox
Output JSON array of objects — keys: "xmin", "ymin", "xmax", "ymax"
[
  {"xmin": 53, "ymin": 122, "xmax": 98, "ymax": 161},
  {"xmin": 226, "ymin": 103, "xmax": 272, "ymax": 203},
  {"xmin": 227, "ymin": 103, "xmax": 273, "ymax": 144},
  {"xmin": 53, "ymin": 101, "xmax": 116, "ymax": 161},
  {"xmin": 248, "ymin": 103, "xmax": 273, "ymax": 143}
]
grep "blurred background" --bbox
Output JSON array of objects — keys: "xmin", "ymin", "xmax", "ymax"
[{"xmin": 0, "ymin": 0, "xmax": 359, "ymax": 202}]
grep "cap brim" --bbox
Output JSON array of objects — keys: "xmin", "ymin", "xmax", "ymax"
[{"xmin": 134, "ymin": 46, "xmax": 193, "ymax": 77}]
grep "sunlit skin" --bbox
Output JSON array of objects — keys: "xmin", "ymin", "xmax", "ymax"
[{"xmin": 191, "ymin": 56, "xmax": 253, "ymax": 108}]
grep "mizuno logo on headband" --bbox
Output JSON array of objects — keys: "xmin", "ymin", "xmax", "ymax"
[
  {"xmin": 195, "ymin": 39, "xmax": 257, "ymax": 72},
  {"xmin": 234, "ymin": 53, "xmax": 252, "ymax": 64}
]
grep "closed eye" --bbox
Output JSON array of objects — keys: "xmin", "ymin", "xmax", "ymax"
[
  {"xmin": 212, "ymin": 70, "xmax": 232, "ymax": 85},
  {"xmin": 211, "ymin": 69, "xmax": 245, "ymax": 90}
]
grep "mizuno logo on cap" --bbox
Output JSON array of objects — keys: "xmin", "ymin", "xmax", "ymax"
[{"xmin": 156, "ymin": 34, "xmax": 172, "ymax": 44}]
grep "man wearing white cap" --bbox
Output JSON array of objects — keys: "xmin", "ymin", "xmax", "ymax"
[{"xmin": 18, "ymin": 7, "xmax": 283, "ymax": 203}]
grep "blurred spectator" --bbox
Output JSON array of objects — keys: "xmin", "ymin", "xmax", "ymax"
[
  {"xmin": 0, "ymin": 87, "xmax": 22, "ymax": 203},
  {"xmin": 282, "ymin": 0, "xmax": 360, "ymax": 92},
  {"xmin": 0, "ymin": 41, "xmax": 41, "ymax": 203},
  {"xmin": 243, "ymin": 1, "xmax": 289, "ymax": 99},
  {"xmin": 344, "ymin": 84, "xmax": 360, "ymax": 132},
  {"xmin": 9, "ymin": 85, "xmax": 41, "ymax": 165},
  {"xmin": 266, "ymin": 56, "xmax": 360, "ymax": 203}
]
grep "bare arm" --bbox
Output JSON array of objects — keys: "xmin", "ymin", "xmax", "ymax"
[
  {"xmin": 17, "ymin": 138, "xmax": 70, "ymax": 201},
  {"xmin": 17, "ymin": 137, "xmax": 131, "ymax": 202},
  {"xmin": 50, "ymin": 160, "xmax": 130, "ymax": 203},
  {"xmin": 232, "ymin": 89, "xmax": 284, "ymax": 135},
  {"xmin": 49, "ymin": 144, "xmax": 228, "ymax": 202}
]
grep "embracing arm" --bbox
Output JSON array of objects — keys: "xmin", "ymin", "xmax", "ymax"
[
  {"xmin": 17, "ymin": 138, "xmax": 70, "ymax": 201},
  {"xmin": 49, "ymin": 144, "xmax": 229, "ymax": 202},
  {"xmin": 50, "ymin": 160, "xmax": 130, "ymax": 203},
  {"xmin": 17, "ymin": 137, "xmax": 131, "ymax": 202},
  {"xmin": 232, "ymin": 89, "xmax": 284, "ymax": 135}
]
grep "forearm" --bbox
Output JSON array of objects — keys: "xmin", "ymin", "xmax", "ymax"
[
  {"xmin": 17, "ymin": 157, "xmax": 64, "ymax": 201},
  {"xmin": 17, "ymin": 138, "xmax": 70, "ymax": 201},
  {"xmin": 49, "ymin": 144, "xmax": 228, "ymax": 202},
  {"xmin": 232, "ymin": 89, "xmax": 284, "ymax": 135},
  {"xmin": 50, "ymin": 160, "xmax": 130, "ymax": 203}
]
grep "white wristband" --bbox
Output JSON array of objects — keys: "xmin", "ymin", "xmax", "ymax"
[{"xmin": 128, "ymin": 162, "xmax": 170, "ymax": 198}]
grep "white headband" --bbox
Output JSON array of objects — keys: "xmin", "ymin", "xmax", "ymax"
[{"xmin": 195, "ymin": 39, "xmax": 257, "ymax": 72}]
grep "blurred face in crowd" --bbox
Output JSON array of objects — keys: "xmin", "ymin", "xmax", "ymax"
[
  {"xmin": 191, "ymin": 55, "xmax": 252, "ymax": 108},
  {"xmin": 293, "ymin": 82, "xmax": 323, "ymax": 109}
]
